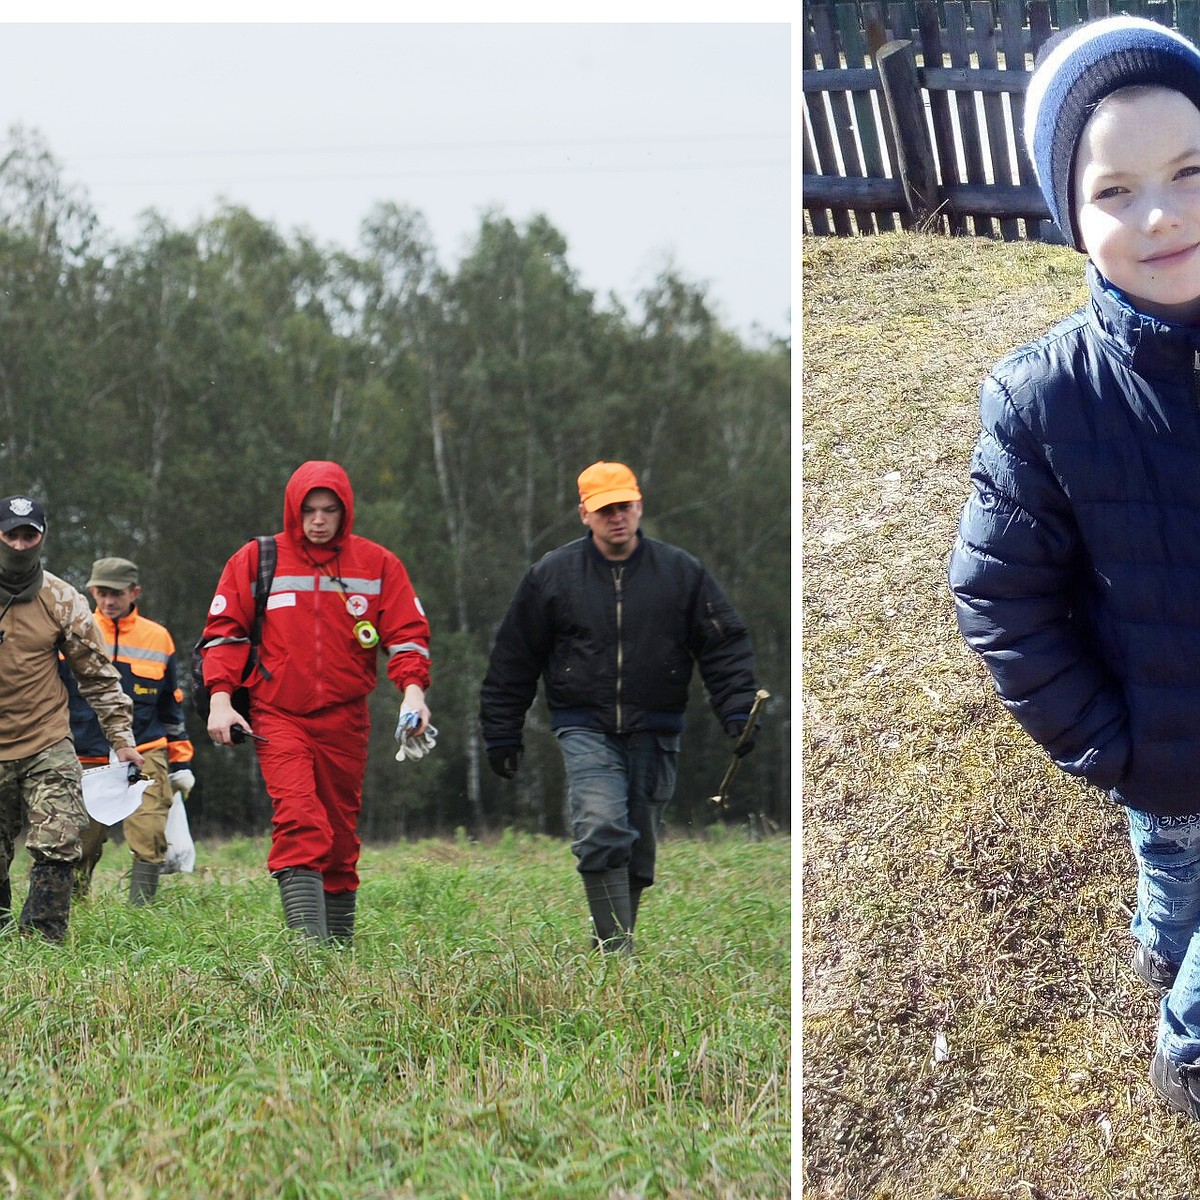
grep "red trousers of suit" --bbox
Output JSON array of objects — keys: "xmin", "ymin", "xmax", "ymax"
[{"xmin": 252, "ymin": 699, "xmax": 369, "ymax": 892}]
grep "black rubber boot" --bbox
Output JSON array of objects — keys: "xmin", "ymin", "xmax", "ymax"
[
  {"xmin": 129, "ymin": 860, "xmax": 161, "ymax": 906},
  {"xmin": 275, "ymin": 868, "xmax": 329, "ymax": 943},
  {"xmin": 325, "ymin": 890, "xmax": 356, "ymax": 947},
  {"xmin": 629, "ymin": 882, "xmax": 645, "ymax": 933},
  {"xmin": 583, "ymin": 868, "xmax": 634, "ymax": 956},
  {"xmin": 0, "ymin": 875, "xmax": 12, "ymax": 930},
  {"xmin": 19, "ymin": 861, "xmax": 74, "ymax": 944}
]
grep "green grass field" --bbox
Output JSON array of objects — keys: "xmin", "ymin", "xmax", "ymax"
[
  {"xmin": 801, "ymin": 230, "xmax": 1200, "ymax": 1197},
  {"xmin": 0, "ymin": 827, "xmax": 789, "ymax": 1200}
]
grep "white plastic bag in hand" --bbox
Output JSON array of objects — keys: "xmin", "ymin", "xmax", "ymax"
[
  {"xmin": 161, "ymin": 790, "xmax": 196, "ymax": 874},
  {"xmin": 394, "ymin": 724, "xmax": 438, "ymax": 763},
  {"xmin": 168, "ymin": 768, "xmax": 195, "ymax": 797}
]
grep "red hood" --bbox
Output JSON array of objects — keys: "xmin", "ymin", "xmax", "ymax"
[{"xmin": 283, "ymin": 460, "xmax": 355, "ymax": 559}]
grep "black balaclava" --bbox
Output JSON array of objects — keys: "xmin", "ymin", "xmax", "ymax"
[{"xmin": 0, "ymin": 539, "xmax": 43, "ymax": 603}]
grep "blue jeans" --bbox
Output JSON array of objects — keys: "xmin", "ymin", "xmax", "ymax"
[
  {"xmin": 555, "ymin": 728, "xmax": 680, "ymax": 882},
  {"xmin": 1128, "ymin": 809, "xmax": 1200, "ymax": 1063}
]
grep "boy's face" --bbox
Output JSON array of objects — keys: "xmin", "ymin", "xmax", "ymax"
[{"xmin": 1076, "ymin": 87, "xmax": 1200, "ymax": 322}]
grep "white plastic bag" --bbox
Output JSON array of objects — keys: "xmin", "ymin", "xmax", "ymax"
[{"xmin": 161, "ymin": 790, "xmax": 196, "ymax": 874}]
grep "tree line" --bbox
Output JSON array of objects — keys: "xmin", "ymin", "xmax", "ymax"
[{"xmin": 0, "ymin": 127, "xmax": 792, "ymax": 842}]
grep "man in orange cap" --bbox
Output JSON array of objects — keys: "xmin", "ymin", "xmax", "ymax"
[{"xmin": 479, "ymin": 461, "xmax": 760, "ymax": 954}]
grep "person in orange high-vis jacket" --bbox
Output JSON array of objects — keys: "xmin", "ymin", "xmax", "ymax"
[
  {"xmin": 200, "ymin": 460, "xmax": 432, "ymax": 945},
  {"xmin": 65, "ymin": 556, "xmax": 195, "ymax": 906}
]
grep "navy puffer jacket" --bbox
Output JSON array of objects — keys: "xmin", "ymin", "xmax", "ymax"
[{"xmin": 949, "ymin": 263, "xmax": 1200, "ymax": 815}]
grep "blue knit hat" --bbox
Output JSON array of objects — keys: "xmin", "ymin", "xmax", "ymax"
[{"xmin": 1024, "ymin": 15, "xmax": 1200, "ymax": 250}]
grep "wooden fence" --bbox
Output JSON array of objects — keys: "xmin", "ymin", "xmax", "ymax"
[{"xmin": 802, "ymin": 0, "xmax": 1200, "ymax": 239}]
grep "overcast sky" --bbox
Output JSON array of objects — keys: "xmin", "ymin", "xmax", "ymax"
[{"xmin": 1, "ymin": 15, "xmax": 791, "ymax": 345}]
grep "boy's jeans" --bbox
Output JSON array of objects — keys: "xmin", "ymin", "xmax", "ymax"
[
  {"xmin": 1128, "ymin": 809, "xmax": 1200, "ymax": 1063},
  {"xmin": 555, "ymin": 728, "xmax": 680, "ymax": 883}
]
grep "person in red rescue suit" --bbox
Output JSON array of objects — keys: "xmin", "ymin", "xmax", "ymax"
[
  {"xmin": 62, "ymin": 556, "xmax": 196, "ymax": 906},
  {"xmin": 200, "ymin": 460, "xmax": 432, "ymax": 945}
]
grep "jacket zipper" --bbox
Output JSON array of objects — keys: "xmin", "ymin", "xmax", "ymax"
[
  {"xmin": 1194, "ymin": 350, "xmax": 1200, "ymax": 405},
  {"xmin": 614, "ymin": 565, "xmax": 624, "ymax": 732}
]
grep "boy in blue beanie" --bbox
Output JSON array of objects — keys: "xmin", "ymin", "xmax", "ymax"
[{"xmin": 949, "ymin": 15, "xmax": 1200, "ymax": 1118}]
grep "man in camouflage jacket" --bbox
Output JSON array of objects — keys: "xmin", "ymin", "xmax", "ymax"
[{"xmin": 0, "ymin": 494, "xmax": 142, "ymax": 942}]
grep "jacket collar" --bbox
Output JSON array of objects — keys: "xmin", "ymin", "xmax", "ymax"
[
  {"xmin": 1088, "ymin": 261, "xmax": 1200, "ymax": 376},
  {"xmin": 95, "ymin": 604, "xmax": 139, "ymax": 638},
  {"xmin": 583, "ymin": 530, "xmax": 645, "ymax": 568}
]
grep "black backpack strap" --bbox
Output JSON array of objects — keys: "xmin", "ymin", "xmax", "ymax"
[{"xmin": 248, "ymin": 535, "xmax": 278, "ymax": 680}]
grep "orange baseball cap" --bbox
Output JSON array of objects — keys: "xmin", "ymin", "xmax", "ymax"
[{"xmin": 578, "ymin": 461, "xmax": 642, "ymax": 513}]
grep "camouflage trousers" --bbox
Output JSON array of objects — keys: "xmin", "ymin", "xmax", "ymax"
[{"xmin": 0, "ymin": 739, "xmax": 86, "ymax": 878}]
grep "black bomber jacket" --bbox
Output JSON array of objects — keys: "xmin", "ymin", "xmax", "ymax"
[{"xmin": 479, "ymin": 532, "xmax": 757, "ymax": 747}]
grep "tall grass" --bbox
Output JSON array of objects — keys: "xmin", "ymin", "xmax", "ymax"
[{"xmin": 0, "ymin": 827, "xmax": 789, "ymax": 1199}]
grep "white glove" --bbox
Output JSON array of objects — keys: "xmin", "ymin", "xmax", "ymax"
[
  {"xmin": 394, "ymin": 710, "xmax": 421, "ymax": 739},
  {"xmin": 168, "ymin": 768, "xmax": 196, "ymax": 797},
  {"xmin": 395, "ymin": 724, "xmax": 438, "ymax": 763}
]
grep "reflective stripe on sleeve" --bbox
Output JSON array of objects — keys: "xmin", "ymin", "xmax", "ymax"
[{"xmin": 387, "ymin": 642, "xmax": 431, "ymax": 660}]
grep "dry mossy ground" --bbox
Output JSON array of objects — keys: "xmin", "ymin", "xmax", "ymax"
[{"xmin": 801, "ymin": 232, "xmax": 1200, "ymax": 1198}]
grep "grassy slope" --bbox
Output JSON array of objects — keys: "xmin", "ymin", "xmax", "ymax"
[
  {"xmin": 801, "ymin": 232, "xmax": 1200, "ymax": 1198},
  {"xmin": 0, "ymin": 829, "xmax": 789, "ymax": 1200}
]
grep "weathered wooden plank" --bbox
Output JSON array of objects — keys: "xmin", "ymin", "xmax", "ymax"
[
  {"xmin": 862, "ymin": 0, "xmax": 891, "ymax": 53},
  {"xmin": 802, "ymin": 64, "xmax": 1037, "ymax": 93},
  {"xmin": 802, "ymin": 108, "xmax": 833, "ymax": 235},
  {"xmin": 945, "ymin": 2, "xmax": 993, "ymax": 236},
  {"xmin": 863, "ymin": 1, "xmax": 904, "ymax": 228},
  {"xmin": 1179, "ymin": 0, "xmax": 1200, "ymax": 43},
  {"xmin": 811, "ymin": 7, "xmax": 865, "ymax": 201},
  {"xmin": 802, "ymin": 173, "xmax": 908, "ymax": 208},
  {"xmin": 1029, "ymin": 0, "xmax": 1054, "ymax": 58},
  {"xmin": 802, "ymin": 66, "xmax": 879, "ymax": 93},
  {"xmin": 878, "ymin": 39, "xmax": 942, "ymax": 227},
  {"xmin": 941, "ymin": 182, "xmax": 1048, "ymax": 216},
  {"xmin": 887, "ymin": 0, "xmax": 916, "ymax": 44},
  {"xmin": 837, "ymin": 3, "xmax": 889, "ymax": 231},
  {"xmin": 922, "ymin": 65, "xmax": 1031, "ymax": 90},
  {"xmin": 972, "ymin": 0, "xmax": 1020, "ymax": 239},
  {"xmin": 803, "ymin": 15, "xmax": 855, "ymax": 236},
  {"xmin": 917, "ymin": 0, "xmax": 963, "ymax": 234},
  {"xmin": 998, "ymin": 0, "xmax": 1039, "ymax": 239},
  {"xmin": 801, "ymin": 177, "xmax": 1046, "ymax": 221}
]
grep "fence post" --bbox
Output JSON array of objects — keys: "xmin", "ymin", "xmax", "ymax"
[{"xmin": 876, "ymin": 39, "xmax": 941, "ymax": 229}]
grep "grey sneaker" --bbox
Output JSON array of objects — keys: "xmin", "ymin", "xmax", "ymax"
[
  {"xmin": 1151, "ymin": 1049, "xmax": 1200, "ymax": 1120},
  {"xmin": 1133, "ymin": 943, "xmax": 1180, "ymax": 994}
]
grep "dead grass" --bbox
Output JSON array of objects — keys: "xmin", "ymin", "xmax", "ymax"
[{"xmin": 801, "ymin": 231, "xmax": 1200, "ymax": 1198}]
